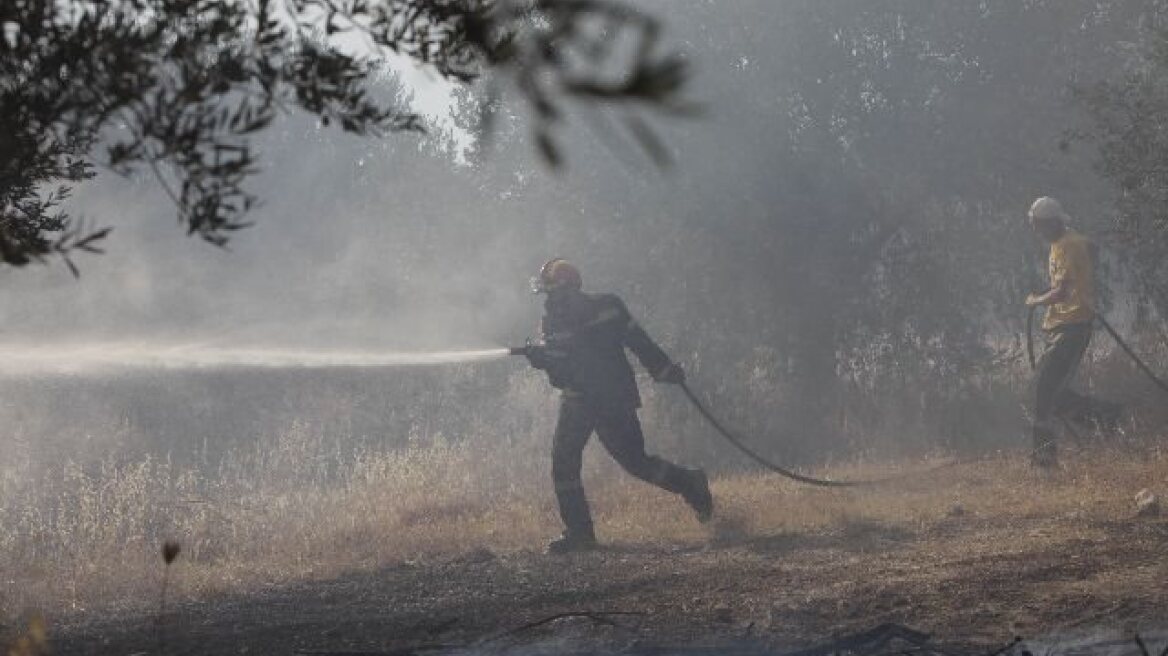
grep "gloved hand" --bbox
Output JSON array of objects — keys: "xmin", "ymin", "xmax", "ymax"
[
  {"xmin": 655, "ymin": 362, "xmax": 686, "ymax": 385},
  {"xmin": 524, "ymin": 343, "xmax": 550, "ymax": 370}
]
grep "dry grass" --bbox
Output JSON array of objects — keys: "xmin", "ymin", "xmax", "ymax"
[
  {"xmin": 1, "ymin": 419, "xmax": 1165, "ymax": 630},
  {"xmin": 597, "ymin": 447, "xmax": 1168, "ymax": 547}
]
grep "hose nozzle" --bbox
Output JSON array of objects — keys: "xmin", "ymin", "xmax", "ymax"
[{"xmin": 508, "ymin": 345, "xmax": 529, "ymax": 356}]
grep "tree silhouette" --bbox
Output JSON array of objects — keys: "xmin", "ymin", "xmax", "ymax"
[
  {"xmin": 1078, "ymin": 24, "xmax": 1168, "ymax": 320},
  {"xmin": 0, "ymin": 0, "xmax": 690, "ymax": 272}
]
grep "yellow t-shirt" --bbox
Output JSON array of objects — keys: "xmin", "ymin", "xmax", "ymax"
[{"xmin": 1043, "ymin": 229, "xmax": 1096, "ymax": 331}]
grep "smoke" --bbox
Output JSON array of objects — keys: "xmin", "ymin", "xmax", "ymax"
[
  {"xmin": 5, "ymin": 4, "xmax": 1168, "ymax": 636},
  {"xmin": 0, "ymin": 0, "xmax": 1156, "ymax": 474},
  {"xmin": 0, "ymin": 342, "xmax": 511, "ymax": 376}
]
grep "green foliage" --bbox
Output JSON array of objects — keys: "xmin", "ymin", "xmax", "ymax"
[
  {"xmin": 1077, "ymin": 17, "xmax": 1168, "ymax": 320},
  {"xmin": 0, "ymin": 0, "xmax": 690, "ymax": 271}
]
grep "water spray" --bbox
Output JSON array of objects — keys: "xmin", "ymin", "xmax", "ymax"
[
  {"xmin": 0, "ymin": 342, "xmax": 513, "ymax": 376},
  {"xmin": 2, "ymin": 338, "xmax": 951, "ymax": 487}
]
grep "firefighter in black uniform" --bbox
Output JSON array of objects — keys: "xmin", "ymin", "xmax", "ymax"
[{"xmin": 522, "ymin": 258, "xmax": 713, "ymax": 554}]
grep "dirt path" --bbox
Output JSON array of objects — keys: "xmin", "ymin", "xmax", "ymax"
[{"xmin": 51, "ymin": 510, "xmax": 1168, "ymax": 655}]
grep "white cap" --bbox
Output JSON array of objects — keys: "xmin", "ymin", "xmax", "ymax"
[{"xmin": 1028, "ymin": 196, "xmax": 1068, "ymax": 222}]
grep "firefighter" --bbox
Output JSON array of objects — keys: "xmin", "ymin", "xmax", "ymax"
[
  {"xmin": 522, "ymin": 258, "xmax": 713, "ymax": 554},
  {"xmin": 1025, "ymin": 197, "xmax": 1097, "ymax": 468}
]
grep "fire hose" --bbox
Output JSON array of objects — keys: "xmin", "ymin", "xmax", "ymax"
[
  {"xmin": 510, "ymin": 345, "xmax": 948, "ymax": 488},
  {"xmin": 1097, "ymin": 315, "xmax": 1168, "ymax": 393},
  {"xmin": 1025, "ymin": 306, "xmax": 1168, "ymax": 394},
  {"xmin": 614, "ymin": 307, "xmax": 1167, "ymax": 483},
  {"xmin": 676, "ymin": 380, "xmax": 882, "ymax": 488}
]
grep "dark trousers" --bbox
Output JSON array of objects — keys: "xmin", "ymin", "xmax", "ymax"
[
  {"xmin": 1033, "ymin": 322, "xmax": 1092, "ymax": 461},
  {"xmin": 551, "ymin": 396, "xmax": 694, "ymax": 537}
]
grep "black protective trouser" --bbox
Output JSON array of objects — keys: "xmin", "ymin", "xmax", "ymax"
[
  {"xmin": 1033, "ymin": 321, "xmax": 1092, "ymax": 463},
  {"xmin": 551, "ymin": 396, "xmax": 695, "ymax": 537}
]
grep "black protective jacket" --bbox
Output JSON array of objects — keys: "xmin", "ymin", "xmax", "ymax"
[{"xmin": 534, "ymin": 292, "xmax": 673, "ymax": 409}]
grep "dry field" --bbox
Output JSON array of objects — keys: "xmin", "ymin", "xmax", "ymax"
[{"xmin": 2, "ymin": 428, "xmax": 1167, "ymax": 654}]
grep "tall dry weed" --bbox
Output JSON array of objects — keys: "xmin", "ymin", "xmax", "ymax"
[{"xmin": 0, "ymin": 416, "xmax": 561, "ymax": 620}]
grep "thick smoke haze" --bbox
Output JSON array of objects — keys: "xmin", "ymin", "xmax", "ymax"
[
  {"xmin": 6, "ymin": 3, "xmax": 1168, "ymax": 637},
  {"xmin": 0, "ymin": 115, "xmax": 532, "ymax": 351},
  {"xmin": 1, "ymin": 0, "xmax": 1164, "ymax": 468},
  {"xmin": 0, "ymin": 3, "xmax": 819, "ymax": 354}
]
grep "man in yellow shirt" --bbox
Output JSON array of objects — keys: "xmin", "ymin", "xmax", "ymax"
[{"xmin": 1025, "ymin": 197, "xmax": 1096, "ymax": 468}]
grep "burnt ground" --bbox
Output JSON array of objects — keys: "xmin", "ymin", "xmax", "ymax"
[{"xmin": 50, "ymin": 510, "xmax": 1168, "ymax": 656}]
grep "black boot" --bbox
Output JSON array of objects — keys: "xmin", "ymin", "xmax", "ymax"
[
  {"xmin": 682, "ymin": 468, "xmax": 714, "ymax": 522},
  {"xmin": 546, "ymin": 530, "xmax": 598, "ymax": 555},
  {"xmin": 552, "ymin": 478, "xmax": 597, "ymax": 553}
]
